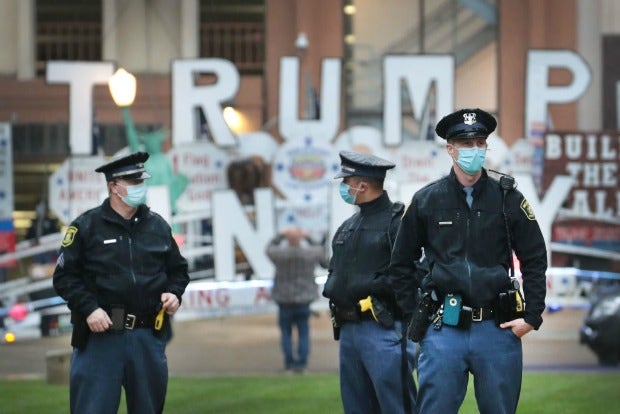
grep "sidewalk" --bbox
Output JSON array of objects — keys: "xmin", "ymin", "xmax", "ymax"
[{"xmin": 0, "ymin": 308, "xmax": 603, "ymax": 380}]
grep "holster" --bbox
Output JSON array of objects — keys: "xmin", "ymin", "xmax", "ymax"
[
  {"xmin": 329, "ymin": 301, "xmax": 341, "ymax": 341},
  {"xmin": 70, "ymin": 312, "xmax": 90, "ymax": 350},
  {"xmin": 407, "ymin": 289, "xmax": 439, "ymax": 342},
  {"xmin": 332, "ymin": 325, "xmax": 340, "ymax": 341}
]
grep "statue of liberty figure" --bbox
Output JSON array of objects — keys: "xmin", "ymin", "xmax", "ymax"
[{"xmin": 121, "ymin": 107, "xmax": 189, "ymax": 216}]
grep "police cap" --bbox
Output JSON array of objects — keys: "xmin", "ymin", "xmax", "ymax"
[
  {"xmin": 435, "ymin": 108, "xmax": 497, "ymax": 140},
  {"xmin": 334, "ymin": 150, "xmax": 395, "ymax": 179},
  {"xmin": 95, "ymin": 151, "xmax": 151, "ymax": 182}
]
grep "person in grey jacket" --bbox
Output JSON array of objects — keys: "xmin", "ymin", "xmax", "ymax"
[{"xmin": 267, "ymin": 227, "xmax": 326, "ymax": 373}]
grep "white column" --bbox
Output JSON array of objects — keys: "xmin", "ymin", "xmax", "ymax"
[
  {"xmin": 16, "ymin": 0, "xmax": 35, "ymax": 79},
  {"xmin": 180, "ymin": 0, "xmax": 199, "ymax": 58},
  {"xmin": 102, "ymin": 0, "xmax": 117, "ymax": 61},
  {"xmin": 577, "ymin": 0, "xmax": 602, "ymax": 130}
]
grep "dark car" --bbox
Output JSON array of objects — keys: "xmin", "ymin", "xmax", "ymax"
[{"xmin": 580, "ymin": 284, "xmax": 620, "ymax": 366}]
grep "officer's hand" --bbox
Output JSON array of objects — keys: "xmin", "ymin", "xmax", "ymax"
[
  {"xmin": 86, "ymin": 307, "xmax": 112, "ymax": 333},
  {"xmin": 161, "ymin": 292, "xmax": 180, "ymax": 315},
  {"xmin": 500, "ymin": 318, "xmax": 533, "ymax": 338}
]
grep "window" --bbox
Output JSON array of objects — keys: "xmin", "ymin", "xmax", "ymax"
[
  {"xmin": 200, "ymin": 0, "xmax": 265, "ymax": 74},
  {"xmin": 36, "ymin": 0, "xmax": 102, "ymax": 76}
]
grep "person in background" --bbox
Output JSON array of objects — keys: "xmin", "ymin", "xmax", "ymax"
[
  {"xmin": 53, "ymin": 151, "xmax": 190, "ymax": 414},
  {"xmin": 323, "ymin": 150, "xmax": 417, "ymax": 414},
  {"xmin": 390, "ymin": 108, "xmax": 547, "ymax": 414},
  {"xmin": 267, "ymin": 227, "xmax": 327, "ymax": 373}
]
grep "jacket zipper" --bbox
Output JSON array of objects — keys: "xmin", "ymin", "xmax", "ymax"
[
  {"xmin": 128, "ymin": 236, "xmax": 137, "ymax": 287},
  {"xmin": 465, "ymin": 211, "xmax": 472, "ymax": 295}
]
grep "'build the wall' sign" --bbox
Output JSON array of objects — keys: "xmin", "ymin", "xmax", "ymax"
[{"xmin": 543, "ymin": 132, "xmax": 619, "ymax": 252}]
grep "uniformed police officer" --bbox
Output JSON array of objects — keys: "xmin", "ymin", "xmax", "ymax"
[
  {"xmin": 323, "ymin": 150, "xmax": 417, "ymax": 414},
  {"xmin": 390, "ymin": 109, "xmax": 547, "ymax": 414},
  {"xmin": 53, "ymin": 152, "xmax": 190, "ymax": 414}
]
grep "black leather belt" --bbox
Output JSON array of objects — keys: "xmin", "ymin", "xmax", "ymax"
[
  {"xmin": 467, "ymin": 306, "xmax": 495, "ymax": 322},
  {"xmin": 124, "ymin": 313, "xmax": 156, "ymax": 330},
  {"xmin": 332, "ymin": 307, "xmax": 374, "ymax": 323}
]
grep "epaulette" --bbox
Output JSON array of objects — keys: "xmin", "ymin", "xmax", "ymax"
[{"xmin": 392, "ymin": 201, "xmax": 405, "ymax": 217}]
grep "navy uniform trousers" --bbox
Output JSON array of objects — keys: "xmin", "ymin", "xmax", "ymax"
[
  {"xmin": 339, "ymin": 319, "xmax": 417, "ymax": 413},
  {"xmin": 70, "ymin": 328, "xmax": 168, "ymax": 414},
  {"xmin": 417, "ymin": 320, "xmax": 522, "ymax": 414}
]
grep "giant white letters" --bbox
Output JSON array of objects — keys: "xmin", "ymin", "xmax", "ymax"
[
  {"xmin": 278, "ymin": 57, "xmax": 341, "ymax": 141},
  {"xmin": 46, "ymin": 62, "xmax": 114, "ymax": 155},
  {"xmin": 212, "ymin": 188, "xmax": 275, "ymax": 280},
  {"xmin": 48, "ymin": 49, "xmax": 595, "ymax": 280},
  {"xmin": 172, "ymin": 58, "xmax": 240, "ymax": 147},
  {"xmin": 383, "ymin": 55, "xmax": 454, "ymax": 146},
  {"xmin": 525, "ymin": 50, "xmax": 591, "ymax": 137}
]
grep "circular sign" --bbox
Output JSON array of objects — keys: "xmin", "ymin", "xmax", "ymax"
[{"xmin": 271, "ymin": 136, "xmax": 340, "ymax": 203}]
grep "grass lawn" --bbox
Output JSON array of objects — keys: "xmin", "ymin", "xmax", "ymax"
[{"xmin": 1, "ymin": 371, "xmax": 619, "ymax": 413}]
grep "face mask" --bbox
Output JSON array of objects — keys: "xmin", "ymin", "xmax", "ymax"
[
  {"xmin": 118, "ymin": 182, "xmax": 147, "ymax": 207},
  {"xmin": 339, "ymin": 182, "xmax": 360, "ymax": 205},
  {"xmin": 454, "ymin": 147, "xmax": 486, "ymax": 175}
]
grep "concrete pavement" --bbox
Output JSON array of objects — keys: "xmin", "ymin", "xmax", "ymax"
[{"xmin": 0, "ymin": 308, "xmax": 609, "ymax": 380}]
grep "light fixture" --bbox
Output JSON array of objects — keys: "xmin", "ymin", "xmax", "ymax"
[
  {"xmin": 108, "ymin": 68, "xmax": 137, "ymax": 107},
  {"xmin": 344, "ymin": 4, "xmax": 356, "ymax": 15},
  {"xmin": 295, "ymin": 32, "xmax": 309, "ymax": 51},
  {"xmin": 223, "ymin": 106, "xmax": 242, "ymax": 131}
]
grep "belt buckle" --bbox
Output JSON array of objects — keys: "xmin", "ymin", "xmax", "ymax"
[
  {"xmin": 472, "ymin": 308, "xmax": 483, "ymax": 322},
  {"xmin": 124, "ymin": 314, "xmax": 136, "ymax": 330}
]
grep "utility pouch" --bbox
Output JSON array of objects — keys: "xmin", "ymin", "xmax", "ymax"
[
  {"xmin": 495, "ymin": 291, "xmax": 524, "ymax": 325},
  {"xmin": 457, "ymin": 306, "xmax": 473, "ymax": 330},
  {"xmin": 442, "ymin": 294, "xmax": 462, "ymax": 326},
  {"xmin": 108, "ymin": 305, "xmax": 126, "ymax": 333}
]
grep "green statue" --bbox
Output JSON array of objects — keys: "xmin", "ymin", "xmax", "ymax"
[{"xmin": 121, "ymin": 107, "xmax": 188, "ymax": 216}]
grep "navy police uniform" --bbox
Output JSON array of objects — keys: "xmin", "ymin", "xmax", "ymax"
[
  {"xmin": 53, "ymin": 152, "xmax": 190, "ymax": 414},
  {"xmin": 390, "ymin": 109, "xmax": 547, "ymax": 414},
  {"xmin": 323, "ymin": 151, "xmax": 417, "ymax": 414}
]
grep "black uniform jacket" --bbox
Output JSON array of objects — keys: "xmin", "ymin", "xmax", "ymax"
[
  {"xmin": 390, "ymin": 168, "xmax": 547, "ymax": 329},
  {"xmin": 323, "ymin": 191, "xmax": 402, "ymax": 310},
  {"xmin": 53, "ymin": 198, "xmax": 190, "ymax": 319}
]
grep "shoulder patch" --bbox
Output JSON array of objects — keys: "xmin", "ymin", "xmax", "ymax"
[
  {"xmin": 520, "ymin": 199, "xmax": 536, "ymax": 221},
  {"xmin": 62, "ymin": 226, "xmax": 78, "ymax": 247}
]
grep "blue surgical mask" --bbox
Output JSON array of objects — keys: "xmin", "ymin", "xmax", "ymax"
[
  {"xmin": 339, "ymin": 182, "xmax": 359, "ymax": 205},
  {"xmin": 119, "ymin": 182, "xmax": 147, "ymax": 207},
  {"xmin": 455, "ymin": 147, "xmax": 486, "ymax": 175}
]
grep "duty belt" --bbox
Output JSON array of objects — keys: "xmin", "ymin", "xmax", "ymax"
[
  {"xmin": 332, "ymin": 306, "xmax": 374, "ymax": 324},
  {"xmin": 469, "ymin": 306, "xmax": 495, "ymax": 322},
  {"xmin": 124, "ymin": 313, "xmax": 156, "ymax": 330}
]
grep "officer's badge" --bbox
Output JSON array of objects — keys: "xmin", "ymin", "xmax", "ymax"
[
  {"xmin": 520, "ymin": 199, "xmax": 536, "ymax": 220},
  {"xmin": 62, "ymin": 226, "xmax": 78, "ymax": 247},
  {"xmin": 463, "ymin": 112, "xmax": 476, "ymax": 125}
]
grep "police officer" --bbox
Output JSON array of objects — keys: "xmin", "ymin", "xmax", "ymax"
[
  {"xmin": 390, "ymin": 109, "xmax": 547, "ymax": 414},
  {"xmin": 323, "ymin": 150, "xmax": 417, "ymax": 414},
  {"xmin": 53, "ymin": 152, "xmax": 190, "ymax": 414}
]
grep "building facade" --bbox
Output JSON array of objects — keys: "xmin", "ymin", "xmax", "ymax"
[{"xmin": 0, "ymin": 0, "xmax": 618, "ymax": 271}]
